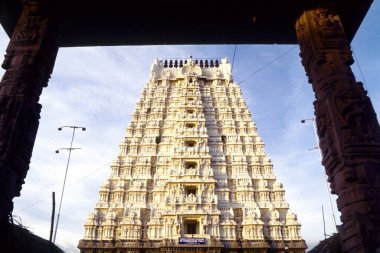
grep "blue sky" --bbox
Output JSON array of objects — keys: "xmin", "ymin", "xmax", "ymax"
[{"xmin": 0, "ymin": 3, "xmax": 379, "ymax": 252}]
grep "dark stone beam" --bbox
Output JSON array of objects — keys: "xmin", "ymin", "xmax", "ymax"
[
  {"xmin": 296, "ymin": 8, "xmax": 380, "ymax": 253},
  {"xmin": 0, "ymin": 0, "xmax": 58, "ymax": 229}
]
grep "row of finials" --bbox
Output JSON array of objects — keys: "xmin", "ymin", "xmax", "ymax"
[{"xmin": 163, "ymin": 59, "xmax": 220, "ymax": 68}]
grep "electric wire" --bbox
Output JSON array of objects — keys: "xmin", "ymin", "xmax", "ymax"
[
  {"xmin": 231, "ymin": 45, "xmax": 237, "ymax": 73},
  {"xmin": 15, "ymin": 115, "xmax": 134, "ymax": 214},
  {"xmin": 14, "ymin": 164, "xmax": 108, "ymax": 214},
  {"xmin": 239, "ymin": 46, "xmax": 297, "ymax": 84},
  {"xmin": 352, "ymin": 48, "xmax": 368, "ymax": 91}
]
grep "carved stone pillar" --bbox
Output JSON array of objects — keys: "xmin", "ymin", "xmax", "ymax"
[
  {"xmin": 296, "ymin": 8, "xmax": 380, "ymax": 253},
  {"xmin": 0, "ymin": 1, "xmax": 58, "ymax": 225}
]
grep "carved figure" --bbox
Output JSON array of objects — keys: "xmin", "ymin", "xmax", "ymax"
[{"xmin": 334, "ymin": 86, "xmax": 369, "ymax": 143}]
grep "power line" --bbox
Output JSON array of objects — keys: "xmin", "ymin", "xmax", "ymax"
[
  {"xmin": 352, "ymin": 48, "xmax": 368, "ymax": 91},
  {"xmin": 239, "ymin": 46, "xmax": 297, "ymax": 84},
  {"xmin": 231, "ymin": 45, "xmax": 237, "ymax": 73},
  {"xmin": 14, "ymin": 164, "xmax": 108, "ymax": 214}
]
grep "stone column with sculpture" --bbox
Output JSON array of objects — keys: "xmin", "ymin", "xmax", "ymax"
[
  {"xmin": 0, "ymin": 0, "xmax": 58, "ymax": 230},
  {"xmin": 296, "ymin": 8, "xmax": 380, "ymax": 253}
]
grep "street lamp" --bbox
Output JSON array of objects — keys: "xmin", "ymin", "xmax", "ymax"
[
  {"xmin": 301, "ymin": 117, "xmax": 338, "ymax": 233},
  {"xmin": 53, "ymin": 125, "xmax": 86, "ymax": 243}
]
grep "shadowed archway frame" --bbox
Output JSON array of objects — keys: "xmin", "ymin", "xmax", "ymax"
[{"xmin": 0, "ymin": 1, "xmax": 379, "ymax": 252}]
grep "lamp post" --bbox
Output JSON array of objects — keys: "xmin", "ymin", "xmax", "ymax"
[
  {"xmin": 301, "ymin": 117, "xmax": 338, "ymax": 233},
  {"xmin": 53, "ymin": 125, "xmax": 86, "ymax": 243}
]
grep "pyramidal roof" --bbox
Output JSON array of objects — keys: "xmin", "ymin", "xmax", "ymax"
[{"xmin": 78, "ymin": 58, "xmax": 307, "ymax": 252}]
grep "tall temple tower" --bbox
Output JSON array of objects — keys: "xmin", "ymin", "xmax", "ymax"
[{"xmin": 78, "ymin": 58, "xmax": 307, "ymax": 253}]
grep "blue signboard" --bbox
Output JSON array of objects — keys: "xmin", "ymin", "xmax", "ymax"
[{"xmin": 179, "ymin": 237, "xmax": 206, "ymax": 245}]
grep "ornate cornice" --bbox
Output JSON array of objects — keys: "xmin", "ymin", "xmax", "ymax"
[{"xmin": 150, "ymin": 57, "xmax": 232, "ymax": 81}]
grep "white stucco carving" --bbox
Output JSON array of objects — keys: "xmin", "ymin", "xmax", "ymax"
[{"xmin": 82, "ymin": 58, "xmax": 303, "ymax": 244}]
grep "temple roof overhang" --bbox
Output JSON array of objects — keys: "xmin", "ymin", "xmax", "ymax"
[{"xmin": 0, "ymin": 0, "xmax": 373, "ymax": 47}]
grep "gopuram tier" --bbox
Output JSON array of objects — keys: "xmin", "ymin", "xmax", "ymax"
[{"xmin": 78, "ymin": 58, "xmax": 307, "ymax": 253}]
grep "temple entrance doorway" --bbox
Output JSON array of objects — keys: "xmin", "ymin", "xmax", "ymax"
[{"xmin": 184, "ymin": 219, "xmax": 199, "ymax": 235}]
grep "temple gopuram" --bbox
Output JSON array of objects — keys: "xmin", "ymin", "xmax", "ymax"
[{"xmin": 78, "ymin": 58, "xmax": 306, "ymax": 253}]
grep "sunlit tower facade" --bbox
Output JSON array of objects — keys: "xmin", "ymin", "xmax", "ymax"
[{"xmin": 78, "ymin": 58, "xmax": 307, "ymax": 253}]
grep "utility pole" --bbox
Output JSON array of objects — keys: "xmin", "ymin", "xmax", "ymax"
[
  {"xmin": 49, "ymin": 192, "xmax": 55, "ymax": 242},
  {"xmin": 53, "ymin": 126, "xmax": 86, "ymax": 243},
  {"xmin": 301, "ymin": 117, "xmax": 338, "ymax": 233},
  {"xmin": 322, "ymin": 205, "xmax": 327, "ymax": 240}
]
